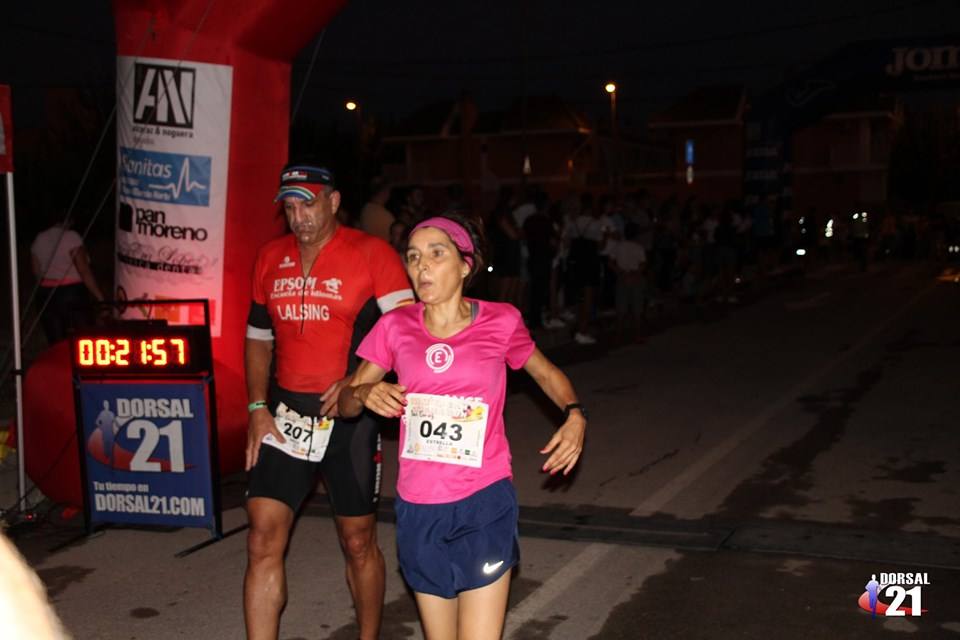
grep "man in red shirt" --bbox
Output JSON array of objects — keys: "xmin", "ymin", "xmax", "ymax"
[{"xmin": 244, "ymin": 163, "xmax": 414, "ymax": 640}]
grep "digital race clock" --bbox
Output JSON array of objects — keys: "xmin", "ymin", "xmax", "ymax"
[{"xmin": 72, "ymin": 324, "xmax": 211, "ymax": 375}]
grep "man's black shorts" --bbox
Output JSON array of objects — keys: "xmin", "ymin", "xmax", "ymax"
[{"xmin": 247, "ymin": 386, "xmax": 382, "ymax": 516}]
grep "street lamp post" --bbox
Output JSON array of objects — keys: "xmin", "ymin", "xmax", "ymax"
[
  {"xmin": 346, "ymin": 100, "xmax": 363, "ymax": 202},
  {"xmin": 605, "ymin": 82, "xmax": 619, "ymax": 188},
  {"xmin": 605, "ymin": 82, "xmax": 617, "ymax": 138}
]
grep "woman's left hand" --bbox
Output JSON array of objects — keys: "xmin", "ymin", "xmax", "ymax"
[{"xmin": 540, "ymin": 413, "xmax": 586, "ymax": 476}]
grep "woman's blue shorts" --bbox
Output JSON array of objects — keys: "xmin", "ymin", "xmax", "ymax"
[{"xmin": 395, "ymin": 478, "xmax": 519, "ymax": 598}]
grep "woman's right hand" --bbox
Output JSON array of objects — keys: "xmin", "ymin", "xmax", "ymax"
[{"xmin": 355, "ymin": 382, "xmax": 407, "ymax": 418}]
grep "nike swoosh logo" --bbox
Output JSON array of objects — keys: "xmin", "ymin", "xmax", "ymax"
[{"xmin": 482, "ymin": 560, "xmax": 505, "ymax": 575}]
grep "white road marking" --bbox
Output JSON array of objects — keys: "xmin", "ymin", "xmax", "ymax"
[
  {"xmin": 503, "ymin": 543, "xmax": 613, "ymax": 636},
  {"xmin": 631, "ymin": 281, "xmax": 933, "ymax": 518}
]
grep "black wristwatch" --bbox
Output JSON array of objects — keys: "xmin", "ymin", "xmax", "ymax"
[{"xmin": 563, "ymin": 403, "xmax": 587, "ymax": 420}]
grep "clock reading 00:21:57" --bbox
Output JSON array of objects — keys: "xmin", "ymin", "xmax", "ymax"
[{"xmin": 76, "ymin": 338, "xmax": 189, "ymax": 367}]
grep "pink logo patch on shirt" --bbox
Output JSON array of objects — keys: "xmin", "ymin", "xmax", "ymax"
[{"xmin": 425, "ymin": 343, "xmax": 454, "ymax": 373}]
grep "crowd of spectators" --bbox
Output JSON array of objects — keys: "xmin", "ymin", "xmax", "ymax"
[{"xmin": 350, "ymin": 180, "xmax": 955, "ymax": 344}]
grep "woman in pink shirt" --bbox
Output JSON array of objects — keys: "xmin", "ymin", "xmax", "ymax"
[{"xmin": 340, "ymin": 214, "xmax": 586, "ymax": 639}]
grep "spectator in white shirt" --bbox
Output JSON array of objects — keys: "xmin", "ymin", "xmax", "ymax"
[{"xmin": 30, "ymin": 214, "xmax": 104, "ymax": 344}]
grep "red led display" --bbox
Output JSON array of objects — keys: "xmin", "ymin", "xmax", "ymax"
[{"xmin": 75, "ymin": 337, "xmax": 190, "ymax": 369}]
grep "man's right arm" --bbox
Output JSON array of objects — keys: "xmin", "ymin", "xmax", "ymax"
[
  {"xmin": 245, "ymin": 337, "xmax": 273, "ymax": 409},
  {"xmin": 244, "ymin": 336, "xmax": 284, "ymax": 471},
  {"xmin": 244, "ymin": 286, "xmax": 284, "ymax": 470}
]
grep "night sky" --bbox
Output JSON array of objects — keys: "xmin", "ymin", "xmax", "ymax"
[{"xmin": 2, "ymin": 0, "xmax": 959, "ymax": 130}]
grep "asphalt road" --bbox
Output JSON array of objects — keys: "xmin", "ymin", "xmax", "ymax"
[{"xmin": 7, "ymin": 260, "xmax": 960, "ymax": 639}]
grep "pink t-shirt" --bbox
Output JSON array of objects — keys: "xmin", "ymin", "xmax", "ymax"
[{"xmin": 356, "ymin": 299, "xmax": 535, "ymax": 504}]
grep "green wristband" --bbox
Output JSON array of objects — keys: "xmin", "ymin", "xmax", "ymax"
[{"xmin": 247, "ymin": 400, "xmax": 268, "ymax": 413}]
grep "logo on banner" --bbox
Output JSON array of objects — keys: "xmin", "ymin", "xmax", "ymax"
[
  {"xmin": 134, "ymin": 63, "xmax": 195, "ymax": 128},
  {"xmin": 119, "ymin": 147, "xmax": 210, "ymax": 207},
  {"xmin": 119, "ymin": 202, "xmax": 209, "ymax": 242},
  {"xmin": 858, "ymin": 572, "xmax": 930, "ymax": 618},
  {"xmin": 786, "ymin": 78, "xmax": 836, "ymax": 108},
  {"xmin": 81, "ymin": 381, "xmax": 215, "ymax": 528},
  {"xmin": 885, "ymin": 45, "xmax": 960, "ymax": 78},
  {"xmin": 86, "ymin": 397, "xmax": 194, "ymax": 472}
]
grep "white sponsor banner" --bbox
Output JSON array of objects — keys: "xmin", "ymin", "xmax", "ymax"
[{"xmin": 115, "ymin": 56, "xmax": 232, "ymax": 335}]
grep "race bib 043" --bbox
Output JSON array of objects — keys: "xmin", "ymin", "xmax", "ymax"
[
  {"xmin": 402, "ymin": 393, "xmax": 488, "ymax": 468},
  {"xmin": 262, "ymin": 402, "xmax": 333, "ymax": 463}
]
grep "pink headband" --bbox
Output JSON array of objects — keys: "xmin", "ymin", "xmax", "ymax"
[{"xmin": 411, "ymin": 217, "xmax": 475, "ymax": 267}]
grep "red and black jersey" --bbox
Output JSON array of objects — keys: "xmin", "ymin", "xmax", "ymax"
[{"xmin": 247, "ymin": 226, "xmax": 414, "ymax": 393}]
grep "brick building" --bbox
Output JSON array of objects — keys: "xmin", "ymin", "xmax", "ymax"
[
  {"xmin": 791, "ymin": 94, "xmax": 902, "ymax": 217},
  {"xmin": 643, "ymin": 85, "xmax": 747, "ymax": 203},
  {"xmin": 642, "ymin": 85, "xmax": 902, "ymax": 215},
  {"xmin": 381, "ymin": 95, "xmax": 657, "ymax": 210}
]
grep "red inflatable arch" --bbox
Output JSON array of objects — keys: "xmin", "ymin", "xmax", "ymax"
[{"xmin": 23, "ymin": 0, "xmax": 346, "ymax": 507}]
